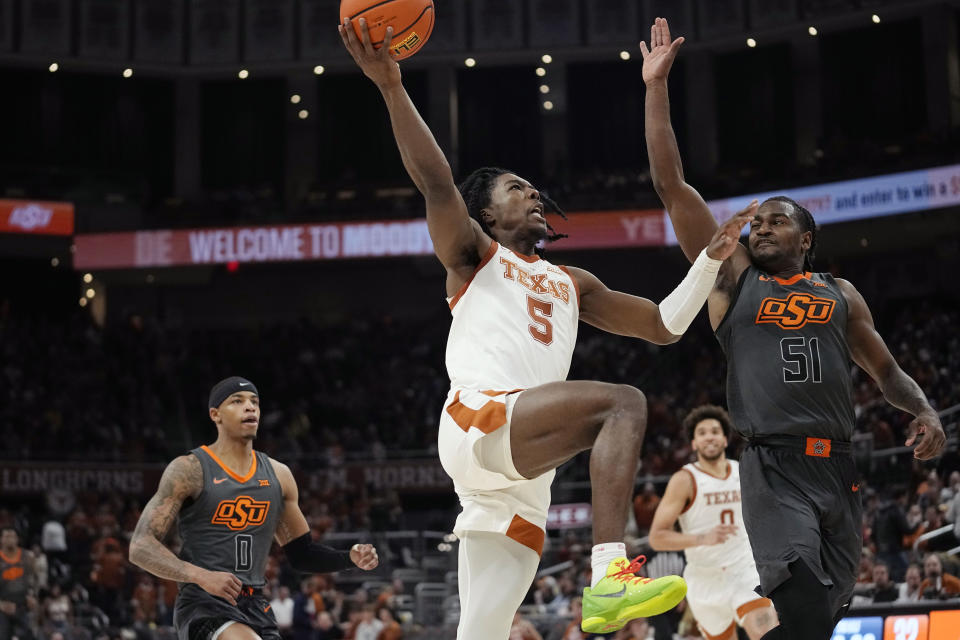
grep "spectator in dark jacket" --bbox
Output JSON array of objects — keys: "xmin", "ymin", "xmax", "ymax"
[
  {"xmin": 873, "ymin": 489, "xmax": 917, "ymax": 581},
  {"xmin": 870, "ymin": 562, "xmax": 899, "ymax": 603}
]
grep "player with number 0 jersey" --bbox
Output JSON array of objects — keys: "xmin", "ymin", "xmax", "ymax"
[
  {"xmin": 650, "ymin": 406, "xmax": 777, "ymax": 640},
  {"xmin": 129, "ymin": 377, "xmax": 380, "ymax": 640}
]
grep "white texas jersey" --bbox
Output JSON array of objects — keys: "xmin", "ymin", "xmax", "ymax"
[
  {"xmin": 445, "ymin": 241, "xmax": 580, "ymax": 391},
  {"xmin": 677, "ymin": 460, "xmax": 754, "ymax": 570}
]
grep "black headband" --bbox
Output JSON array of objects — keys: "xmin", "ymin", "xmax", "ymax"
[{"xmin": 209, "ymin": 376, "xmax": 259, "ymax": 409}]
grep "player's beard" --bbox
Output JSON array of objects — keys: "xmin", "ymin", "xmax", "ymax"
[{"xmin": 698, "ymin": 447, "xmax": 725, "ymax": 462}]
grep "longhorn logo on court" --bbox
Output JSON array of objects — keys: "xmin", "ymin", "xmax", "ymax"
[
  {"xmin": 211, "ymin": 495, "xmax": 269, "ymax": 531},
  {"xmin": 755, "ymin": 293, "xmax": 835, "ymax": 329}
]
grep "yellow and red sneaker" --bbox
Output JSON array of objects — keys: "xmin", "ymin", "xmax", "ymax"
[{"xmin": 581, "ymin": 555, "xmax": 687, "ymax": 634}]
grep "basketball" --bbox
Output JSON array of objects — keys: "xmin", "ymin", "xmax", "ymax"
[{"xmin": 340, "ymin": 0, "xmax": 435, "ymax": 61}]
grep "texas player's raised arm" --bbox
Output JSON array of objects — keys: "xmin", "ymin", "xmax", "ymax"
[{"xmin": 339, "ymin": 18, "xmax": 489, "ymax": 282}]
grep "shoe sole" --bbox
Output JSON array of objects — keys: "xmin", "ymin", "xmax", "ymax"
[{"xmin": 581, "ymin": 576, "xmax": 687, "ymax": 634}]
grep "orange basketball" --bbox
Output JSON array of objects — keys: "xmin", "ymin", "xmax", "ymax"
[{"xmin": 340, "ymin": 0, "xmax": 434, "ymax": 61}]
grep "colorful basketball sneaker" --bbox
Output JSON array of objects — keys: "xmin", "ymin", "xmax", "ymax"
[{"xmin": 581, "ymin": 555, "xmax": 687, "ymax": 634}]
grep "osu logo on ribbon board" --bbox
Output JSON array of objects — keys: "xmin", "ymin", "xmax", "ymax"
[
  {"xmin": 211, "ymin": 496, "xmax": 269, "ymax": 531},
  {"xmin": 755, "ymin": 293, "xmax": 835, "ymax": 329},
  {"xmin": 8, "ymin": 204, "xmax": 54, "ymax": 230}
]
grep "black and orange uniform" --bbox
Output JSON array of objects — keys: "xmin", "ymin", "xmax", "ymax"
[
  {"xmin": 174, "ymin": 446, "xmax": 283, "ymax": 640},
  {"xmin": 0, "ymin": 547, "xmax": 33, "ymax": 640},
  {"xmin": 717, "ymin": 266, "xmax": 861, "ymax": 619}
]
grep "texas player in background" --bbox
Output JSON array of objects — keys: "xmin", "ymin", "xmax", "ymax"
[{"xmin": 649, "ymin": 406, "xmax": 777, "ymax": 640}]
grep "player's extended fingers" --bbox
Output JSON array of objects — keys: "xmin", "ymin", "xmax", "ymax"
[
  {"xmin": 342, "ymin": 18, "xmax": 359, "ymax": 47},
  {"xmin": 727, "ymin": 211, "xmax": 755, "ymax": 227},
  {"xmin": 914, "ymin": 427, "xmax": 941, "ymax": 459},
  {"xmin": 662, "ymin": 17, "xmax": 672, "ymax": 44},
  {"xmin": 639, "ymin": 41, "xmax": 650, "ymax": 58},
  {"xmin": 735, "ymin": 199, "xmax": 760, "ymax": 217},
  {"xmin": 650, "ymin": 23, "xmax": 657, "ymax": 49},
  {"xmin": 671, "ymin": 36, "xmax": 685, "ymax": 52},
  {"xmin": 338, "ymin": 25, "xmax": 360, "ymax": 60},
  {"xmin": 342, "ymin": 19, "xmax": 368, "ymax": 61},
  {"xmin": 904, "ymin": 421, "xmax": 918, "ymax": 446},
  {"xmin": 358, "ymin": 18, "xmax": 377, "ymax": 56},
  {"xmin": 379, "ymin": 26, "xmax": 394, "ymax": 60}
]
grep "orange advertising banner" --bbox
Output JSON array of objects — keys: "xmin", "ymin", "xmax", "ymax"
[
  {"xmin": 0, "ymin": 199, "xmax": 75, "ymax": 235},
  {"xmin": 929, "ymin": 610, "xmax": 960, "ymax": 640}
]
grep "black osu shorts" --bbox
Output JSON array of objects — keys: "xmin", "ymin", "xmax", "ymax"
[
  {"xmin": 174, "ymin": 583, "xmax": 280, "ymax": 640},
  {"xmin": 739, "ymin": 435, "xmax": 863, "ymax": 618}
]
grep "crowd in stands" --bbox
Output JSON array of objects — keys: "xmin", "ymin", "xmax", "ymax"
[
  {"xmin": 1, "ymin": 285, "xmax": 958, "ymax": 638},
  {"xmin": 3, "ymin": 459, "xmax": 960, "ymax": 640},
  {"xmin": 4, "ymin": 114, "xmax": 957, "ymax": 233}
]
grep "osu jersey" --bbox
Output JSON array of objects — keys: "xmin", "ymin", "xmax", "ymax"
[
  {"xmin": 445, "ymin": 241, "xmax": 580, "ymax": 391},
  {"xmin": 717, "ymin": 266, "xmax": 855, "ymax": 440},
  {"xmin": 178, "ymin": 446, "xmax": 283, "ymax": 587},
  {"xmin": 0, "ymin": 548, "xmax": 28, "ymax": 605},
  {"xmin": 677, "ymin": 461, "xmax": 753, "ymax": 570}
]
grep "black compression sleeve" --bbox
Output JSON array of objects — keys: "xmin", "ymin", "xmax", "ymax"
[{"xmin": 282, "ymin": 533, "xmax": 353, "ymax": 573}]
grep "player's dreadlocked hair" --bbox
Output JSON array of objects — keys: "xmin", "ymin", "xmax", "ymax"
[
  {"xmin": 682, "ymin": 404, "xmax": 733, "ymax": 443},
  {"xmin": 457, "ymin": 167, "xmax": 568, "ymax": 256},
  {"xmin": 763, "ymin": 196, "xmax": 818, "ymax": 272}
]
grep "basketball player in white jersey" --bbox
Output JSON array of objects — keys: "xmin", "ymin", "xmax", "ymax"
[
  {"xmin": 649, "ymin": 406, "xmax": 778, "ymax": 639},
  {"xmin": 339, "ymin": 19, "xmax": 756, "ymax": 638}
]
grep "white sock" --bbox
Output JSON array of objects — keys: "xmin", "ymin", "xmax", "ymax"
[{"xmin": 590, "ymin": 542, "xmax": 626, "ymax": 588}]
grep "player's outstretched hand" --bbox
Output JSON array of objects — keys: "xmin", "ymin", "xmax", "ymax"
[
  {"xmin": 197, "ymin": 569, "xmax": 242, "ymax": 605},
  {"xmin": 339, "ymin": 18, "xmax": 401, "ymax": 90},
  {"xmin": 906, "ymin": 410, "xmax": 946, "ymax": 460},
  {"xmin": 706, "ymin": 200, "xmax": 758, "ymax": 261},
  {"xmin": 350, "ymin": 543, "xmax": 380, "ymax": 571},
  {"xmin": 640, "ymin": 17, "xmax": 685, "ymax": 85},
  {"xmin": 699, "ymin": 524, "xmax": 738, "ymax": 546}
]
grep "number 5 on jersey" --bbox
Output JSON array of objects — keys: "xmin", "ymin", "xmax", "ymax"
[{"xmin": 527, "ymin": 295, "xmax": 553, "ymax": 345}]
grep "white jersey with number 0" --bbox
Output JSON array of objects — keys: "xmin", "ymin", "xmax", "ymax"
[
  {"xmin": 677, "ymin": 460, "xmax": 755, "ymax": 570},
  {"xmin": 446, "ymin": 241, "xmax": 580, "ymax": 391}
]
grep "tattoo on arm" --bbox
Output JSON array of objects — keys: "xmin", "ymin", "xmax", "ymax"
[
  {"xmin": 880, "ymin": 366, "xmax": 933, "ymax": 417},
  {"xmin": 840, "ymin": 278, "xmax": 934, "ymax": 418},
  {"xmin": 129, "ymin": 455, "xmax": 203, "ymax": 583}
]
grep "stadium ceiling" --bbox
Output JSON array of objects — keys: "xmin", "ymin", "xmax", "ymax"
[{"xmin": 0, "ymin": 0, "xmax": 952, "ymax": 76}]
